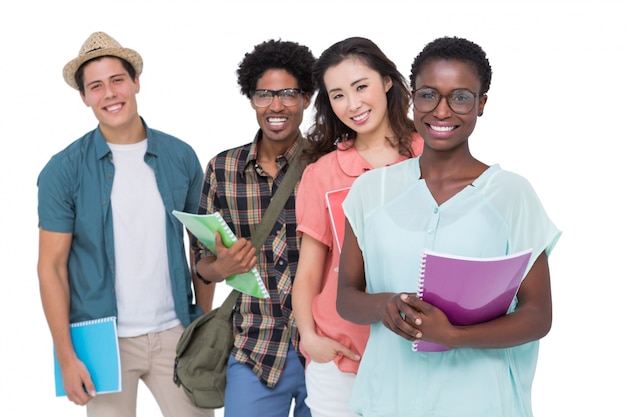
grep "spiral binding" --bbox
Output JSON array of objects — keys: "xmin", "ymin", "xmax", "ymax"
[
  {"xmin": 216, "ymin": 214, "xmax": 237, "ymax": 244},
  {"xmin": 70, "ymin": 316, "xmax": 116, "ymax": 327},
  {"xmin": 412, "ymin": 252, "xmax": 428, "ymax": 352},
  {"xmin": 417, "ymin": 251, "xmax": 427, "ymax": 299},
  {"xmin": 216, "ymin": 213, "xmax": 269, "ymax": 299}
]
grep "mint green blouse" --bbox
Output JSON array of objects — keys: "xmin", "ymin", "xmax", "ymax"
[{"xmin": 342, "ymin": 157, "xmax": 561, "ymax": 417}]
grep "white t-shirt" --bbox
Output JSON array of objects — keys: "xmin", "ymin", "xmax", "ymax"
[{"xmin": 109, "ymin": 139, "xmax": 180, "ymax": 337}]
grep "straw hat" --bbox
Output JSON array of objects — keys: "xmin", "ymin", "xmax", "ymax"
[{"xmin": 63, "ymin": 32, "xmax": 143, "ymax": 90}]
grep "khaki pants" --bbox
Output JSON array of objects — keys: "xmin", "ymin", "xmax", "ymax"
[{"xmin": 87, "ymin": 324, "xmax": 213, "ymax": 417}]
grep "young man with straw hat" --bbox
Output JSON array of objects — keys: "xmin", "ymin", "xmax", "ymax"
[{"xmin": 37, "ymin": 31, "xmax": 213, "ymax": 417}]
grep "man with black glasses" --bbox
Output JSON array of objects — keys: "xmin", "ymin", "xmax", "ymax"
[{"xmin": 192, "ymin": 39, "xmax": 315, "ymax": 417}]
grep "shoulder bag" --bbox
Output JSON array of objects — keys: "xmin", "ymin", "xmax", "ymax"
[{"xmin": 173, "ymin": 147, "xmax": 306, "ymax": 408}]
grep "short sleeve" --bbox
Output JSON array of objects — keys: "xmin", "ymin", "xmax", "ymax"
[
  {"xmin": 192, "ymin": 156, "xmax": 220, "ymax": 261},
  {"xmin": 37, "ymin": 155, "xmax": 76, "ymax": 233},
  {"xmin": 296, "ymin": 162, "xmax": 333, "ymax": 248},
  {"xmin": 342, "ymin": 174, "xmax": 370, "ymax": 249},
  {"xmin": 481, "ymin": 170, "xmax": 561, "ymax": 269}
]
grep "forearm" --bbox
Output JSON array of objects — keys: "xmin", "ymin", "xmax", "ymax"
[
  {"xmin": 449, "ymin": 303, "xmax": 552, "ymax": 349},
  {"xmin": 38, "ymin": 267, "xmax": 75, "ymax": 363},
  {"xmin": 38, "ymin": 230, "xmax": 96, "ymax": 403},
  {"xmin": 292, "ymin": 272, "xmax": 321, "ymax": 341},
  {"xmin": 419, "ymin": 254, "xmax": 553, "ymax": 349},
  {"xmin": 189, "ymin": 241, "xmax": 215, "ymax": 312},
  {"xmin": 292, "ymin": 235, "xmax": 327, "ymax": 339},
  {"xmin": 195, "ymin": 255, "xmax": 228, "ymax": 283},
  {"xmin": 192, "ymin": 274, "xmax": 215, "ymax": 313},
  {"xmin": 450, "ymin": 253, "xmax": 553, "ymax": 349},
  {"xmin": 336, "ymin": 221, "xmax": 392, "ymax": 325},
  {"xmin": 336, "ymin": 287, "xmax": 395, "ymax": 325}
]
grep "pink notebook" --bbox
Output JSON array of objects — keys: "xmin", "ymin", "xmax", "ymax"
[
  {"xmin": 325, "ymin": 187, "xmax": 351, "ymax": 252},
  {"xmin": 412, "ymin": 248, "xmax": 532, "ymax": 352}
]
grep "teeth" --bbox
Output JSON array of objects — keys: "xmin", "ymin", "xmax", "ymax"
[
  {"xmin": 430, "ymin": 125, "xmax": 454, "ymax": 132},
  {"xmin": 107, "ymin": 104, "xmax": 122, "ymax": 112},
  {"xmin": 268, "ymin": 117, "xmax": 287, "ymax": 124},
  {"xmin": 353, "ymin": 112, "xmax": 368, "ymax": 121}
]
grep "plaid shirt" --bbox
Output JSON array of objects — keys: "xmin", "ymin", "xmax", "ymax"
[{"xmin": 194, "ymin": 130, "xmax": 304, "ymax": 388}]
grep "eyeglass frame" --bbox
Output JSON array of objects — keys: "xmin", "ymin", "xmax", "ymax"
[
  {"xmin": 249, "ymin": 88, "xmax": 306, "ymax": 107},
  {"xmin": 412, "ymin": 87, "xmax": 483, "ymax": 115}
]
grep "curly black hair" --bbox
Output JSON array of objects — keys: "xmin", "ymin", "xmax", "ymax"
[
  {"xmin": 410, "ymin": 37, "xmax": 492, "ymax": 96},
  {"xmin": 305, "ymin": 36, "xmax": 416, "ymax": 163},
  {"xmin": 236, "ymin": 39, "xmax": 316, "ymax": 98}
]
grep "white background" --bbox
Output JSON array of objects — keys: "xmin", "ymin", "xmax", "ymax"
[{"xmin": 1, "ymin": 0, "xmax": 623, "ymax": 416}]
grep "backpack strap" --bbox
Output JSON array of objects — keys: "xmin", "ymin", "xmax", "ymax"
[
  {"xmin": 221, "ymin": 144, "xmax": 306, "ymax": 311},
  {"xmin": 217, "ymin": 289, "xmax": 243, "ymax": 318},
  {"xmin": 250, "ymin": 144, "xmax": 305, "ymax": 249}
]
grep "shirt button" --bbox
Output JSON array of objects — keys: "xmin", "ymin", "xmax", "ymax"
[
  {"xmin": 279, "ymin": 260, "xmax": 284, "ymax": 266},
  {"xmin": 433, "ymin": 207, "xmax": 439, "ymax": 214}
]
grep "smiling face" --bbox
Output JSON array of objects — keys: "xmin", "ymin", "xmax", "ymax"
[
  {"xmin": 412, "ymin": 58, "xmax": 487, "ymax": 152},
  {"xmin": 251, "ymin": 68, "xmax": 310, "ymax": 148},
  {"xmin": 323, "ymin": 57, "xmax": 392, "ymax": 140},
  {"xmin": 80, "ymin": 57, "xmax": 141, "ymax": 141}
]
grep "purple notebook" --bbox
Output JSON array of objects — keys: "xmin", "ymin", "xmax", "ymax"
[{"xmin": 412, "ymin": 249, "xmax": 532, "ymax": 352}]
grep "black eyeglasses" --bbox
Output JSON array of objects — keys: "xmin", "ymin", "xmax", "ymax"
[
  {"xmin": 250, "ymin": 88, "xmax": 305, "ymax": 107},
  {"xmin": 413, "ymin": 88, "xmax": 480, "ymax": 115}
]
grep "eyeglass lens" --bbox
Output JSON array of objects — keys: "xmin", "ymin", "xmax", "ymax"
[
  {"xmin": 413, "ymin": 88, "xmax": 477, "ymax": 114},
  {"xmin": 252, "ymin": 89, "xmax": 302, "ymax": 107}
]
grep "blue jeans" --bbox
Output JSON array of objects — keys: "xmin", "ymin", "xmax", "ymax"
[{"xmin": 224, "ymin": 345, "xmax": 311, "ymax": 417}]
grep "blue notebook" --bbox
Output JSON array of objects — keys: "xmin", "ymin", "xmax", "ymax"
[{"xmin": 54, "ymin": 316, "xmax": 122, "ymax": 396}]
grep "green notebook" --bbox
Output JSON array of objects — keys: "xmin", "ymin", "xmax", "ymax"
[{"xmin": 172, "ymin": 210, "xmax": 270, "ymax": 299}]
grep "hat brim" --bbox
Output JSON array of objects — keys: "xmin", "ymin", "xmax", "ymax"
[{"xmin": 63, "ymin": 47, "xmax": 143, "ymax": 90}]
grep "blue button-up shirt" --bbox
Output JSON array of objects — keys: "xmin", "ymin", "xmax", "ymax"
[{"xmin": 37, "ymin": 119, "xmax": 204, "ymax": 326}]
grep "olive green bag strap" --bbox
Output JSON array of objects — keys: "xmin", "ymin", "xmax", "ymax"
[{"xmin": 219, "ymin": 145, "xmax": 306, "ymax": 313}]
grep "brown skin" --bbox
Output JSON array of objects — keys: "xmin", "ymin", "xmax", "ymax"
[
  {"xmin": 194, "ymin": 235, "xmax": 259, "ymax": 284},
  {"xmin": 337, "ymin": 58, "xmax": 552, "ymax": 349},
  {"xmin": 189, "ymin": 232, "xmax": 215, "ymax": 313},
  {"xmin": 195, "ymin": 69, "xmax": 311, "ymax": 283}
]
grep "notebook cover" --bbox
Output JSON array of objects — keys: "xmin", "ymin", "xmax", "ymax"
[
  {"xmin": 325, "ymin": 187, "xmax": 351, "ymax": 252},
  {"xmin": 54, "ymin": 316, "xmax": 121, "ymax": 396},
  {"xmin": 413, "ymin": 249, "xmax": 532, "ymax": 352},
  {"xmin": 172, "ymin": 210, "xmax": 269, "ymax": 298}
]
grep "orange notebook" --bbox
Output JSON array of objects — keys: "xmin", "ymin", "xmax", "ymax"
[{"xmin": 325, "ymin": 187, "xmax": 351, "ymax": 252}]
